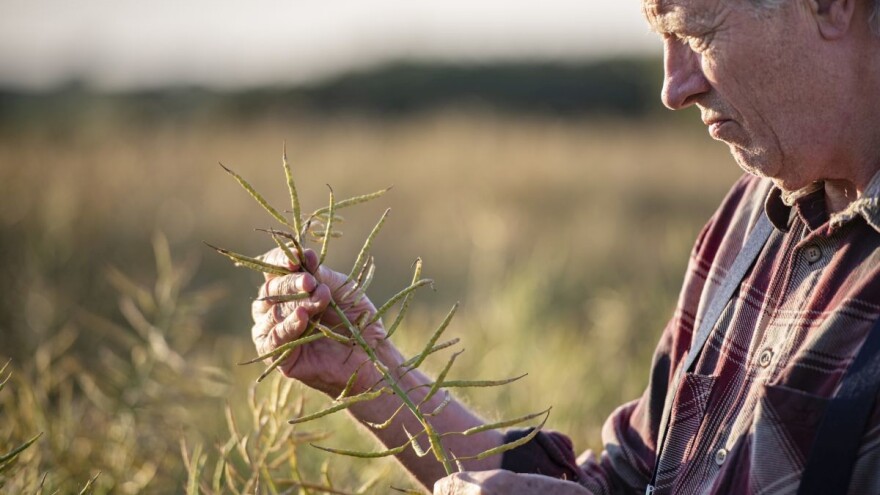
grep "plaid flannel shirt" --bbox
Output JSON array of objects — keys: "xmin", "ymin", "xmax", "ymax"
[{"xmin": 502, "ymin": 171, "xmax": 880, "ymax": 494}]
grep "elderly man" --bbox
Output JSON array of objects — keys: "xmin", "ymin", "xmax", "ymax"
[{"xmin": 251, "ymin": 0, "xmax": 880, "ymax": 493}]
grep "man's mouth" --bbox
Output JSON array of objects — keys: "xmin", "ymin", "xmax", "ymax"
[
  {"xmin": 702, "ymin": 114, "xmax": 735, "ymax": 140},
  {"xmin": 707, "ymin": 119, "xmax": 732, "ymax": 138}
]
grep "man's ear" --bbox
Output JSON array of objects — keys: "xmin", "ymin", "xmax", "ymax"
[{"xmin": 808, "ymin": 0, "xmax": 857, "ymax": 39}]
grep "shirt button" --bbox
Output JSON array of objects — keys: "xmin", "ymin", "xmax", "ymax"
[
  {"xmin": 715, "ymin": 448, "xmax": 728, "ymax": 466},
  {"xmin": 758, "ymin": 349, "xmax": 774, "ymax": 368},
  {"xmin": 804, "ymin": 244, "xmax": 822, "ymax": 263}
]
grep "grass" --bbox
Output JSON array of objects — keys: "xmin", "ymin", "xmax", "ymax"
[
  {"xmin": 209, "ymin": 141, "xmax": 553, "ymax": 477},
  {"xmin": 0, "ymin": 109, "xmax": 740, "ymax": 492}
]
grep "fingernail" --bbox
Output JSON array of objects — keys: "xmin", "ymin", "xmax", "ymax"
[
  {"xmin": 305, "ymin": 249, "xmax": 319, "ymax": 270},
  {"xmin": 302, "ymin": 274, "xmax": 317, "ymax": 292},
  {"xmin": 295, "ymin": 306, "xmax": 309, "ymax": 320}
]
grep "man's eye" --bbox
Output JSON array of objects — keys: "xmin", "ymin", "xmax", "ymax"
[{"xmin": 683, "ymin": 35, "xmax": 709, "ymax": 52}]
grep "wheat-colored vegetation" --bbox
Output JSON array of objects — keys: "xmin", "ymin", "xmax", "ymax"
[
  {"xmin": 0, "ymin": 110, "xmax": 740, "ymax": 493},
  {"xmin": 210, "ymin": 142, "xmax": 556, "ymax": 477}
]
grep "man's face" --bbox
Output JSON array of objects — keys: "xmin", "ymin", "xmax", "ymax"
[{"xmin": 644, "ymin": 0, "xmax": 843, "ymax": 190}]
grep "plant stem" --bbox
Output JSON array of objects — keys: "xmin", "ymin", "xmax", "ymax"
[{"xmin": 328, "ymin": 302, "xmax": 456, "ymax": 475}]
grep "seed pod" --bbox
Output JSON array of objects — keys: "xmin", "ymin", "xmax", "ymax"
[
  {"xmin": 0, "ymin": 359, "xmax": 11, "ymax": 393},
  {"xmin": 258, "ymin": 228, "xmax": 306, "ymax": 269},
  {"xmin": 422, "ymin": 350, "xmax": 464, "ymax": 404},
  {"xmin": 0, "ymin": 432, "xmax": 43, "ymax": 467},
  {"xmin": 429, "ymin": 373, "xmax": 528, "ymax": 391},
  {"xmin": 281, "ymin": 144, "xmax": 303, "ymax": 239},
  {"xmin": 238, "ymin": 333, "xmax": 325, "ymax": 365},
  {"xmin": 335, "ymin": 368, "xmax": 360, "ymax": 401},
  {"xmin": 310, "ymin": 441, "xmax": 408, "ymax": 459},
  {"xmin": 348, "ymin": 208, "xmax": 390, "ymax": 282},
  {"xmin": 205, "ymin": 242, "xmax": 292, "ymax": 276},
  {"xmin": 264, "ymin": 231, "xmax": 300, "ymax": 266},
  {"xmin": 257, "ymin": 348, "xmax": 292, "ymax": 383},
  {"xmin": 288, "ymin": 389, "xmax": 385, "ymax": 425},
  {"xmin": 400, "ymin": 338, "xmax": 460, "ymax": 368},
  {"xmin": 456, "ymin": 407, "xmax": 551, "ymax": 437},
  {"xmin": 403, "ymin": 425, "xmax": 430, "ymax": 457},
  {"xmin": 402, "ymin": 303, "xmax": 459, "ymax": 373},
  {"xmin": 256, "ymin": 293, "xmax": 310, "ymax": 304},
  {"xmin": 220, "ymin": 162, "xmax": 293, "ymax": 230},
  {"xmin": 319, "ymin": 185, "xmax": 335, "ymax": 266},
  {"xmin": 427, "ymin": 391, "xmax": 453, "ymax": 417},
  {"xmin": 364, "ymin": 403, "xmax": 406, "ymax": 430},
  {"xmin": 315, "ymin": 322, "xmax": 353, "ymax": 345},
  {"xmin": 453, "ymin": 409, "xmax": 551, "ymax": 461},
  {"xmin": 310, "ymin": 187, "xmax": 392, "ymax": 218},
  {"xmin": 369, "ymin": 279, "xmax": 435, "ymax": 327},
  {"xmin": 385, "ymin": 258, "xmax": 422, "ymax": 340}
]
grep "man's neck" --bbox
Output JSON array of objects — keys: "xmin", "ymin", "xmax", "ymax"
[
  {"xmin": 824, "ymin": 165, "xmax": 880, "ymax": 215},
  {"xmin": 825, "ymin": 179, "xmax": 860, "ymax": 215}
]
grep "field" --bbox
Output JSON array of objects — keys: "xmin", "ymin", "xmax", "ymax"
[{"xmin": 0, "ymin": 108, "xmax": 741, "ymax": 493}]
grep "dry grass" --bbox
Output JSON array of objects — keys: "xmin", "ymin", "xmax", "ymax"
[{"xmin": 0, "ymin": 109, "xmax": 740, "ymax": 492}]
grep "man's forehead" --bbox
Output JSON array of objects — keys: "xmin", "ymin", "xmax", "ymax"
[{"xmin": 642, "ymin": 0, "xmax": 721, "ymax": 34}]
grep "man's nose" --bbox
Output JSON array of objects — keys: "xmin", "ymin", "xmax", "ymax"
[{"xmin": 661, "ymin": 39, "xmax": 711, "ymax": 110}]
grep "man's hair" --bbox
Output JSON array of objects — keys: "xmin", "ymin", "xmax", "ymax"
[{"xmin": 752, "ymin": 0, "xmax": 880, "ymax": 34}]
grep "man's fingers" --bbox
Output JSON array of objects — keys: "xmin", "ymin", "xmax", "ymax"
[
  {"xmin": 261, "ymin": 247, "xmax": 316, "ymax": 281},
  {"xmin": 302, "ymin": 249, "xmax": 319, "ymax": 273},
  {"xmin": 434, "ymin": 471, "xmax": 590, "ymax": 495},
  {"xmin": 262, "ymin": 272, "xmax": 318, "ymax": 298},
  {"xmin": 274, "ymin": 285, "xmax": 331, "ymax": 323},
  {"xmin": 252, "ymin": 282, "xmax": 330, "ymax": 323},
  {"xmin": 252, "ymin": 310, "xmax": 277, "ymax": 356},
  {"xmin": 261, "ymin": 247, "xmax": 301, "ymax": 282},
  {"xmin": 434, "ymin": 472, "xmax": 484, "ymax": 495},
  {"xmin": 272, "ymin": 306, "xmax": 311, "ymax": 344},
  {"xmin": 252, "ymin": 297, "xmax": 268, "ymax": 323},
  {"xmin": 251, "ymin": 306, "xmax": 310, "ymax": 363}
]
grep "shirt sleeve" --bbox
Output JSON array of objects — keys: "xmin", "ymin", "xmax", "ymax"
[
  {"xmin": 499, "ymin": 324, "xmax": 676, "ymax": 493},
  {"xmin": 497, "ymin": 174, "xmax": 752, "ymax": 492},
  {"xmin": 500, "ymin": 428, "xmax": 583, "ymax": 481}
]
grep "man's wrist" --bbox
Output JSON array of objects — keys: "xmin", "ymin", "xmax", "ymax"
[{"xmin": 352, "ymin": 339, "xmax": 406, "ymax": 395}]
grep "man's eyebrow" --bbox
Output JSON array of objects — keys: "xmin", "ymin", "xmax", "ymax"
[{"xmin": 642, "ymin": 0, "xmax": 687, "ymax": 35}]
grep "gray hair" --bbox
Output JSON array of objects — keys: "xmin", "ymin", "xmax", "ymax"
[{"xmin": 751, "ymin": 0, "xmax": 880, "ymax": 34}]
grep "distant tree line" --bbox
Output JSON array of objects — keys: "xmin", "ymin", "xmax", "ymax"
[{"xmin": 0, "ymin": 58, "xmax": 664, "ymax": 127}]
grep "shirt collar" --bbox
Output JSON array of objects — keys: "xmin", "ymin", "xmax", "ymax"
[
  {"xmin": 764, "ymin": 169, "xmax": 880, "ymax": 234},
  {"xmin": 829, "ymin": 169, "xmax": 880, "ymax": 233}
]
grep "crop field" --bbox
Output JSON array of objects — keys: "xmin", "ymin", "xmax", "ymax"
[{"xmin": 0, "ymin": 109, "xmax": 741, "ymax": 493}]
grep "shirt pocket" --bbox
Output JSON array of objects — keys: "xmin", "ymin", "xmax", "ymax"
[
  {"xmin": 749, "ymin": 383, "xmax": 829, "ymax": 495},
  {"xmin": 655, "ymin": 372, "xmax": 716, "ymax": 491}
]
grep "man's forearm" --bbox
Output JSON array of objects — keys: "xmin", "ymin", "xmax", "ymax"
[{"xmin": 347, "ymin": 344, "xmax": 504, "ymax": 489}]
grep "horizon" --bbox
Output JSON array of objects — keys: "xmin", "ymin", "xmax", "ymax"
[{"xmin": 0, "ymin": 1, "xmax": 659, "ymax": 91}]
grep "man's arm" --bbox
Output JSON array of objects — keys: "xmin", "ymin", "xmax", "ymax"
[
  {"xmin": 252, "ymin": 246, "xmax": 665, "ymax": 492},
  {"xmin": 434, "ymin": 470, "xmax": 592, "ymax": 495},
  {"xmin": 346, "ymin": 341, "xmax": 504, "ymax": 487},
  {"xmin": 251, "ymin": 248, "xmax": 504, "ymax": 488}
]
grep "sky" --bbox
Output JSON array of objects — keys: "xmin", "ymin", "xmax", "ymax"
[{"xmin": 0, "ymin": 1, "xmax": 661, "ymax": 91}]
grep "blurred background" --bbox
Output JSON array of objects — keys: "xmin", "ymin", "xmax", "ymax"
[{"xmin": 0, "ymin": 1, "xmax": 743, "ymax": 493}]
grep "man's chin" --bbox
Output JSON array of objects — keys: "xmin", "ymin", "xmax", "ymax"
[
  {"xmin": 730, "ymin": 146, "xmax": 780, "ymax": 181},
  {"xmin": 731, "ymin": 153, "xmax": 810, "ymax": 193}
]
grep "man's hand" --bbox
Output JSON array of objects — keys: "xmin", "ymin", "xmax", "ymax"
[
  {"xmin": 250, "ymin": 247, "xmax": 393, "ymax": 396},
  {"xmin": 433, "ymin": 470, "xmax": 591, "ymax": 495},
  {"xmin": 250, "ymin": 248, "xmax": 509, "ymax": 490}
]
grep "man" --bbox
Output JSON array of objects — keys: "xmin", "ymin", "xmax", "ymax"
[{"xmin": 251, "ymin": 0, "xmax": 880, "ymax": 492}]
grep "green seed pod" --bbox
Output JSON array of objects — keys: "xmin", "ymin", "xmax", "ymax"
[
  {"xmin": 310, "ymin": 187, "xmax": 392, "ymax": 218},
  {"xmin": 453, "ymin": 409, "xmax": 551, "ymax": 461},
  {"xmin": 310, "ymin": 441, "xmax": 408, "ymax": 459},
  {"xmin": 288, "ymin": 390, "xmax": 385, "ymax": 425},
  {"xmin": 220, "ymin": 162, "xmax": 293, "ymax": 230},
  {"xmin": 205, "ymin": 242, "xmax": 292, "ymax": 276},
  {"xmin": 281, "ymin": 144, "xmax": 304, "ymax": 239},
  {"xmin": 348, "ymin": 208, "xmax": 391, "ymax": 282}
]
